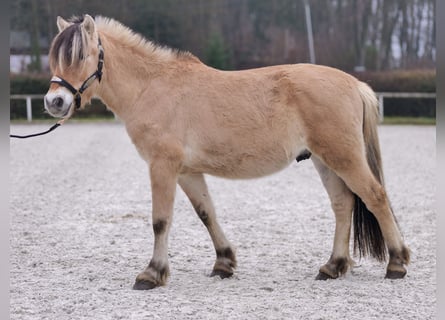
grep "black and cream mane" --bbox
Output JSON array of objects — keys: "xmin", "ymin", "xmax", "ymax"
[{"xmin": 49, "ymin": 15, "xmax": 198, "ymax": 72}]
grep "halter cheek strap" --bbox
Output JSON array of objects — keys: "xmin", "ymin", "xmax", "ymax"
[{"xmin": 50, "ymin": 37, "xmax": 104, "ymax": 110}]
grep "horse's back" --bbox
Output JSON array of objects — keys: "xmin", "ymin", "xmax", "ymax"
[{"xmin": 207, "ymin": 63, "xmax": 364, "ymax": 133}]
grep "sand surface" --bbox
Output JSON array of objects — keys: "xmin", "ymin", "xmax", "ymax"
[{"xmin": 10, "ymin": 123, "xmax": 436, "ymax": 319}]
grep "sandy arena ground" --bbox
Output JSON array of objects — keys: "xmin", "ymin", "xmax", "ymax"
[{"xmin": 10, "ymin": 123, "xmax": 436, "ymax": 320}]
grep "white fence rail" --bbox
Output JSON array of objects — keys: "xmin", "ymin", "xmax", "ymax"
[
  {"xmin": 10, "ymin": 94, "xmax": 45, "ymax": 122},
  {"xmin": 376, "ymin": 92, "xmax": 436, "ymax": 122},
  {"xmin": 11, "ymin": 92, "xmax": 436, "ymax": 122}
]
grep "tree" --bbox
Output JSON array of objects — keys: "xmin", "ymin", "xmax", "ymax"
[
  {"xmin": 205, "ymin": 33, "xmax": 231, "ymax": 70},
  {"xmin": 28, "ymin": 0, "xmax": 42, "ymax": 72},
  {"xmin": 10, "ymin": 0, "xmax": 436, "ymax": 73}
]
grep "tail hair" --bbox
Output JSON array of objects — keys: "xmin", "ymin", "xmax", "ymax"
[{"xmin": 353, "ymin": 81, "xmax": 387, "ymax": 262}]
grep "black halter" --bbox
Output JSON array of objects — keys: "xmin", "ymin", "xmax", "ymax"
[{"xmin": 50, "ymin": 37, "xmax": 104, "ymax": 110}]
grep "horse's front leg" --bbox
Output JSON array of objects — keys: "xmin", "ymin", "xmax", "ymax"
[
  {"xmin": 133, "ymin": 158, "xmax": 180, "ymax": 290},
  {"xmin": 178, "ymin": 173, "xmax": 237, "ymax": 278}
]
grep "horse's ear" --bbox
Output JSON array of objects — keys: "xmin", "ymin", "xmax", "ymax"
[
  {"xmin": 56, "ymin": 16, "xmax": 71, "ymax": 32},
  {"xmin": 81, "ymin": 14, "xmax": 96, "ymax": 39}
]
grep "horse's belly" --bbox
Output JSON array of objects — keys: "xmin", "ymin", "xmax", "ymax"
[{"xmin": 182, "ymin": 141, "xmax": 302, "ymax": 179}]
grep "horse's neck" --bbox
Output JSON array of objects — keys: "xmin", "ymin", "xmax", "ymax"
[{"xmin": 96, "ymin": 34, "xmax": 172, "ymax": 120}]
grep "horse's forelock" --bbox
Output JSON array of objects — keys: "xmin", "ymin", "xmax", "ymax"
[
  {"xmin": 49, "ymin": 21, "xmax": 89, "ymax": 72},
  {"xmin": 68, "ymin": 15, "xmax": 85, "ymax": 24}
]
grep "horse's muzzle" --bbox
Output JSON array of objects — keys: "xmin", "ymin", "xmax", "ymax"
[{"xmin": 44, "ymin": 89, "xmax": 74, "ymax": 118}]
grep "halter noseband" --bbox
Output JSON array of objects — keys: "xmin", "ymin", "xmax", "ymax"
[{"xmin": 50, "ymin": 37, "xmax": 104, "ymax": 110}]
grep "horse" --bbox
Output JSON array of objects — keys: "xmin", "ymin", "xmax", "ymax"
[{"xmin": 44, "ymin": 14, "xmax": 410, "ymax": 290}]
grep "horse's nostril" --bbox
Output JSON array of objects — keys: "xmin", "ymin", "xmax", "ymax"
[{"xmin": 53, "ymin": 97, "xmax": 64, "ymax": 109}]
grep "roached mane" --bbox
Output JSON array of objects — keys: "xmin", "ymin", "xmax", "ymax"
[{"xmin": 49, "ymin": 15, "xmax": 199, "ymax": 72}]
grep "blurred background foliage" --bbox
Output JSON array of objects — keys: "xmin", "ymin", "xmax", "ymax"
[
  {"xmin": 10, "ymin": 0, "xmax": 436, "ymax": 71},
  {"xmin": 10, "ymin": 0, "xmax": 436, "ymax": 120}
]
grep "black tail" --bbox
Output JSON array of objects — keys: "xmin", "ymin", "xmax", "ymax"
[
  {"xmin": 353, "ymin": 195, "xmax": 387, "ymax": 262},
  {"xmin": 353, "ymin": 81, "xmax": 388, "ymax": 262}
]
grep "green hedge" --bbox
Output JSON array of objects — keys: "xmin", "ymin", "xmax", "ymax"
[
  {"xmin": 353, "ymin": 69, "xmax": 435, "ymax": 92},
  {"xmin": 353, "ymin": 69, "xmax": 435, "ymax": 118},
  {"xmin": 10, "ymin": 74, "xmax": 51, "ymax": 94}
]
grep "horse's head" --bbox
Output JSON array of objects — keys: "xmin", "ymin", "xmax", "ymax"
[{"xmin": 45, "ymin": 14, "xmax": 103, "ymax": 118}]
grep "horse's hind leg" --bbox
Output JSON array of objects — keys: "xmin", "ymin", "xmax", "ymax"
[
  {"xmin": 336, "ymin": 161, "xmax": 409, "ymax": 278},
  {"xmin": 312, "ymin": 156, "xmax": 355, "ymax": 280},
  {"xmin": 178, "ymin": 173, "xmax": 237, "ymax": 278},
  {"xmin": 315, "ymin": 149, "xmax": 409, "ymax": 279}
]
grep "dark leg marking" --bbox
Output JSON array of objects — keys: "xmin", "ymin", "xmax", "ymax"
[
  {"xmin": 216, "ymin": 247, "xmax": 236, "ymax": 262},
  {"xmin": 148, "ymin": 260, "xmax": 169, "ymax": 279},
  {"xmin": 296, "ymin": 150, "xmax": 312, "ymax": 162},
  {"xmin": 153, "ymin": 220, "xmax": 166, "ymax": 235},
  {"xmin": 193, "ymin": 204, "xmax": 210, "ymax": 227}
]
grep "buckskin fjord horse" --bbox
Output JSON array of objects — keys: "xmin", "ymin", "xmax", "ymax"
[{"xmin": 44, "ymin": 15, "xmax": 410, "ymax": 290}]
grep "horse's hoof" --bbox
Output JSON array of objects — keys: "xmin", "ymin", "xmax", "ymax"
[
  {"xmin": 133, "ymin": 279, "xmax": 157, "ymax": 290},
  {"xmin": 133, "ymin": 266, "xmax": 166, "ymax": 290},
  {"xmin": 211, "ymin": 250, "xmax": 236, "ymax": 279},
  {"xmin": 385, "ymin": 247, "xmax": 409, "ymax": 279},
  {"xmin": 315, "ymin": 271, "xmax": 334, "ymax": 280},
  {"xmin": 316, "ymin": 258, "xmax": 349, "ymax": 280},
  {"xmin": 385, "ymin": 269, "xmax": 407, "ymax": 279},
  {"xmin": 210, "ymin": 269, "xmax": 233, "ymax": 279}
]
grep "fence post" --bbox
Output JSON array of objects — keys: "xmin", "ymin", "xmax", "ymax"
[
  {"xmin": 26, "ymin": 96, "xmax": 32, "ymax": 122},
  {"xmin": 378, "ymin": 94, "xmax": 384, "ymax": 123}
]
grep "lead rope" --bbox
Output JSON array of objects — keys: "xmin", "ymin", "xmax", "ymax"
[{"xmin": 10, "ymin": 118, "xmax": 66, "ymax": 139}]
